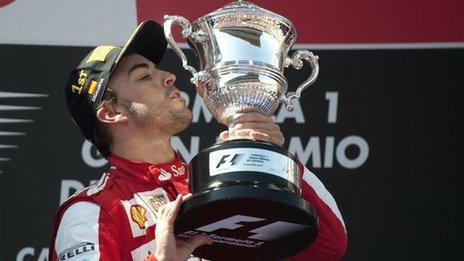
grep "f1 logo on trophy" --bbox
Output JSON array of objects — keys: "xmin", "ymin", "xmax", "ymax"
[{"xmin": 164, "ymin": 1, "xmax": 320, "ymax": 259}]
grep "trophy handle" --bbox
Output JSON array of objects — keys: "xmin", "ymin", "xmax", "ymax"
[
  {"xmin": 282, "ymin": 50, "xmax": 320, "ymax": 110},
  {"xmin": 163, "ymin": 15, "xmax": 208, "ymax": 85}
]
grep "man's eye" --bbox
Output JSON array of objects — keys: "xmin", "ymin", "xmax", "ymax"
[{"xmin": 139, "ymin": 74, "xmax": 151, "ymax": 81}]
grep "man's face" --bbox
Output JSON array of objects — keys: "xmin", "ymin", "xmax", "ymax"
[{"xmin": 107, "ymin": 53, "xmax": 192, "ymax": 135}]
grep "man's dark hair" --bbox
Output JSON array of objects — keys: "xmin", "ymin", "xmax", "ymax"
[{"xmin": 93, "ymin": 88, "xmax": 117, "ymax": 158}]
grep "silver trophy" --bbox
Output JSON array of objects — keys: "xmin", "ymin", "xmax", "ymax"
[
  {"xmin": 164, "ymin": 1, "xmax": 319, "ymax": 259},
  {"xmin": 164, "ymin": 0, "xmax": 319, "ymax": 124}
]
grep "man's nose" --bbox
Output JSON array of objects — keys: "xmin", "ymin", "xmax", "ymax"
[{"xmin": 163, "ymin": 72, "xmax": 176, "ymax": 86}]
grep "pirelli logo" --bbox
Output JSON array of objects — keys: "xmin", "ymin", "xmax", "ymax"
[{"xmin": 58, "ymin": 242, "xmax": 96, "ymax": 260}]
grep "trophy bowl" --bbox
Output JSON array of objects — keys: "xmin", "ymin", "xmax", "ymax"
[{"xmin": 164, "ymin": 1, "xmax": 320, "ymax": 259}]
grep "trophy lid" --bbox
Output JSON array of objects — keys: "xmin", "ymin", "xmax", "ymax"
[
  {"xmin": 195, "ymin": 0, "xmax": 293, "ymax": 24},
  {"xmin": 214, "ymin": 0, "xmax": 265, "ymax": 13},
  {"xmin": 193, "ymin": 0, "xmax": 296, "ymax": 41}
]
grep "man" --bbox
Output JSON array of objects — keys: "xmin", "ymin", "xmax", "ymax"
[{"xmin": 50, "ymin": 20, "xmax": 347, "ymax": 261}]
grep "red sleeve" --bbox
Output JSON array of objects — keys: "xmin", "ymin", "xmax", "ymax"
[
  {"xmin": 288, "ymin": 166, "xmax": 348, "ymax": 261},
  {"xmin": 49, "ymin": 201, "xmax": 121, "ymax": 260}
]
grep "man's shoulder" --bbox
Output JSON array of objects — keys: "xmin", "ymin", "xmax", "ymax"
[{"xmin": 60, "ymin": 172, "xmax": 120, "ymax": 212}]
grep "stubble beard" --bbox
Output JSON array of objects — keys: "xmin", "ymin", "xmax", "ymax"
[{"xmin": 124, "ymin": 99, "xmax": 192, "ymax": 135}]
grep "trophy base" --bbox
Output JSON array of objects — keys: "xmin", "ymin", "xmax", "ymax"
[{"xmin": 174, "ymin": 140, "xmax": 318, "ymax": 260}]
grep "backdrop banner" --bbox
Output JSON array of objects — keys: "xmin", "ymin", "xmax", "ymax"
[
  {"xmin": 1, "ymin": 0, "xmax": 464, "ymax": 260},
  {"xmin": 1, "ymin": 44, "xmax": 463, "ymax": 260}
]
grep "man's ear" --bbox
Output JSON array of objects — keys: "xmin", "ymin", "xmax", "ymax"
[{"xmin": 96, "ymin": 105, "xmax": 128, "ymax": 125}]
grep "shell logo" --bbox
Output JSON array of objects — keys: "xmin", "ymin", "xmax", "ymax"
[{"xmin": 130, "ymin": 204, "xmax": 148, "ymax": 229}]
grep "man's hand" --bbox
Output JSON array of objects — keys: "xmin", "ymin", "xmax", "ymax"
[
  {"xmin": 154, "ymin": 194, "xmax": 213, "ymax": 261},
  {"xmin": 219, "ymin": 113, "xmax": 284, "ymax": 147}
]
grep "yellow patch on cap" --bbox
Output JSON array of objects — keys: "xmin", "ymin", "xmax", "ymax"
[{"xmin": 86, "ymin": 45, "xmax": 117, "ymax": 63}]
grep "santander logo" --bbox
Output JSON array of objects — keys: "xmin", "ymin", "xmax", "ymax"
[{"xmin": 0, "ymin": 0, "xmax": 14, "ymax": 8}]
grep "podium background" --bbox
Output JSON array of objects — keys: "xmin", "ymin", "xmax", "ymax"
[{"xmin": 1, "ymin": 0, "xmax": 463, "ymax": 260}]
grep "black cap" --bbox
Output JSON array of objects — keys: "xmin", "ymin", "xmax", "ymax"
[{"xmin": 65, "ymin": 20, "xmax": 167, "ymax": 143}]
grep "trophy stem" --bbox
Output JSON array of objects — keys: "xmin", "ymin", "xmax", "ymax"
[
  {"xmin": 226, "ymin": 112, "xmax": 245, "ymax": 126},
  {"xmin": 228, "ymin": 112, "xmax": 263, "ymax": 140}
]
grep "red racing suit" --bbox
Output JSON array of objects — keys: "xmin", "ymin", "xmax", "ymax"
[{"xmin": 49, "ymin": 153, "xmax": 347, "ymax": 260}]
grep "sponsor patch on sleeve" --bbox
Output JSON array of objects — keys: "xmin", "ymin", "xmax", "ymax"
[{"xmin": 58, "ymin": 242, "xmax": 96, "ymax": 260}]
